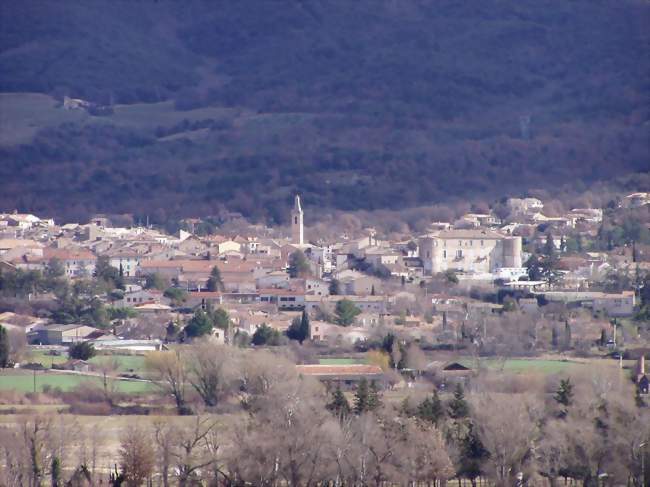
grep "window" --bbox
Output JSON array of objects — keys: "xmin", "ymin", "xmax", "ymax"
[
  {"xmin": 456, "ymin": 250, "xmax": 463, "ymax": 259},
  {"xmin": 426, "ymin": 250, "xmax": 431, "ymax": 258},
  {"xmin": 481, "ymin": 240, "xmax": 484, "ymax": 247},
  {"xmin": 443, "ymin": 250, "xmax": 447, "ymax": 259},
  {"xmin": 294, "ymin": 216, "xmax": 298, "ymax": 224}
]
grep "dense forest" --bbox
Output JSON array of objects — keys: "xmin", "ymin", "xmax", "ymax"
[{"xmin": 0, "ymin": 0, "xmax": 648, "ymax": 223}]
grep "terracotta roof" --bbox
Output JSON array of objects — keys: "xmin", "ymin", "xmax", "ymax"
[
  {"xmin": 44, "ymin": 248, "xmax": 96, "ymax": 261},
  {"xmin": 296, "ymin": 364, "xmax": 383, "ymax": 376}
]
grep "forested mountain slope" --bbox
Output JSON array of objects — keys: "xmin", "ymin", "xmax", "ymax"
[{"xmin": 0, "ymin": 0, "xmax": 648, "ymax": 223}]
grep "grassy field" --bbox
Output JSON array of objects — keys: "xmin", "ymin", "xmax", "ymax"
[
  {"xmin": 27, "ymin": 351, "xmax": 146, "ymax": 373},
  {"xmin": 0, "ymin": 92, "xmax": 241, "ymax": 146},
  {"xmin": 0, "ymin": 370, "xmax": 152, "ymax": 394},
  {"xmin": 469, "ymin": 358, "xmax": 583, "ymax": 374},
  {"xmin": 318, "ymin": 358, "xmax": 365, "ymax": 365}
]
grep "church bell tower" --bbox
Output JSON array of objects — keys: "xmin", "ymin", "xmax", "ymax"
[{"xmin": 291, "ymin": 195, "xmax": 304, "ymax": 245}]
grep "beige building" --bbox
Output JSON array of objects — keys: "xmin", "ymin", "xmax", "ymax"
[{"xmin": 418, "ymin": 229, "xmax": 522, "ymax": 275}]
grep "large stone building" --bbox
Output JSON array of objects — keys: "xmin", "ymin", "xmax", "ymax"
[{"xmin": 418, "ymin": 229, "xmax": 522, "ymax": 275}]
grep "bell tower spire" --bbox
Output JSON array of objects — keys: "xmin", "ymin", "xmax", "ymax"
[{"xmin": 291, "ymin": 195, "xmax": 304, "ymax": 245}]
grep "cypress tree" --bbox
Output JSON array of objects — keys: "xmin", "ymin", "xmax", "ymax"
[
  {"xmin": 367, "ymin": 380, "xmax": 382, "ymax": 411},
  {"xmin": 417, "ymin": 390, "xmax": 444, "ymax": 425},
  {"xmin": 448, "ymin": 383, "xmax": 469, "ymax": 419},
  {"xmin": 551, "ymin": 327, "xmax": 558, "ymax": 349},
  {"xmin": 563, "ymin": 320, "xmax": 572, "ymax": 349},
  {"xmin": 554, "ymin": 378, "xmax": 573, "ymax": 407},
  {"xmin": 51, "ymin": 457, "xmax": 61, "ymax": 487},
  {"xmin": 327, "ymin": 384, "xmax": 351, "ymax": 419},
  {"xmin": 354, "ymin": 378, "xmax": 370, "ymax": 414},
  {"xmin": 0, "ymin": 325, "xmax": 9, "ymax": 368}
]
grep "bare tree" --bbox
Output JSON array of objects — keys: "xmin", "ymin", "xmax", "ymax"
[
  {"xmin": 187, "ymin": 343, "xmax": 240, "ymax": 408},
  {"xmin": 472, "ymin": 394, "xmax": 540, "ymax": 486},
  {"xmin": 119, "ymin": 425, "xmax": 155, "ymax": 486},
  {"xmin": 169, "ymin": 416, "xmax": 223, "ymax": 487},
  {"xmin": 145, "ymin": 349, "xmax": 189, "ymax": 414}
]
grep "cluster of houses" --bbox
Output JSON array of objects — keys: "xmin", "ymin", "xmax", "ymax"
[{"xmin": 0, "ymin": 193, "xmax": 648, "ymax": 388}]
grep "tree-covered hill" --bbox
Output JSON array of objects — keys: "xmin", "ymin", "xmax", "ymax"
[{"xmin": 0, "ymin": 0, "xmax": 648, "ymax": 223}]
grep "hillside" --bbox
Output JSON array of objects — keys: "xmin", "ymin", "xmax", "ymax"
[{"xmin": 0, "ymin": 0, "xmax": 648, "ymax": 223}]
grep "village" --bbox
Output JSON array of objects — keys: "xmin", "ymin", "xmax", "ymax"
[
  {"xmin": 0, "ymin": 191, "xmax": 649, "ymax": 485},
  {"xmin": 1, "ymin": 192, "xmax": 649, "ymax": 391}
]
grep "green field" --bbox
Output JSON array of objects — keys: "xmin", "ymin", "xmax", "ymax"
[
  {"xmin": 462, "ymin": 358, "xmax": 584, "ymax": 375},
  {"xmin": 27, "ymin": 351, "xmax": 146, "ymax": 373},
  {"xmin": 0, "ymin": 370, "xmax": 152, "ymax": 394},
  {"xmin": 318, "ymin": 358, "xmax": 365, "ymax": 365},
  {"xmin": 0, "ymin": 92, "xmax": 239, "ymax": 146}
]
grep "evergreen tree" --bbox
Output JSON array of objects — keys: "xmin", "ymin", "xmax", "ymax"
[
  {"xmin": 251, "ymin": 324, "xmax": 281, "ymax": 346},
  {"xmin": 354, "ymin": 378, "xmax": 370, "ymax": 414},
  {"xmin": 288, "ymin": 250, "xmax": 311, "ymax": 278},
  {"xmin": 51, "ymin": 457, "xmax": 61, "ymax": 487},
  {"xmin": 184, "ymin": 309, "xmax": 213, "ymax": 338},
  {"xmin": 68, "ymin": 342, "xmax": 96, "ymax": 360},
  {"xmin": 335, "ymin": 299, "xmax": 361, "ymax": 326},
  {"xmin": 563, "ymin": 320, "xmax": 572, "ymax": 350},
  {"xmin": 456, "ymin": 423, "xmax": 488, "ymax": 483},
  {"xmin": 551, "ymin": 327, "xmax": 558, "ymax": 349},
  {"xmin": 328, "ymin": 278, "xmax": 341, "ymax": 295},
  {"xmin": 554, "ymin": 378, "xmax": 574, "ymax": 407},
  {"xmin": 417, "ymin": 390, "xmax": 444, "ymax": 425},
  {"xmin": 599, "ymin": 329, "xmax": 607, "ymax": 347},
  {"xmin": 206, "ymin": 266, "xmax": 224, "ymax": 292},
  {"xmin": 0, "ymin": 325, "xmax": 9, "ymax": 368},
  {"xmin": 367, "ymin": 380, "xmax": 382, "ymax": 411},
  {"xmin": 544, "ymin": 233, "xmax": 556, "ymax": 257},
  {"xmin": 211, "ymin": 307, "xmax": 230, "ymax": 330},
  {"xmin": 327, "ymin": 385, "xmax": 351, "ymax": 419},
  {"xmin": 287, "ymin": 310, "xmax": 310, "ymax": 344},
  {"xmin": 448, "ymin": 383, "xmax": 470, "ymax": 419}
]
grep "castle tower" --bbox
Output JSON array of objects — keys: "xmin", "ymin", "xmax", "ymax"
[{"xmin": 291, "ymin": 195, "xmax": 304, "ymax": 245}]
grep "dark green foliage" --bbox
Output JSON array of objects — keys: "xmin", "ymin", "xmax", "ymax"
[
  {"xmin": 163, "ymin": 287, "xmax": 188, "ymax": 306},
  {"xmin": 106, "ymin": 306, "xmax": 137, "ymax": 321},
  {"xmin": 335, "ymin": 299, "xmax": 361, "ymax": 326},
  {"xmin": 326, "ymin": 385, "xmax": 351, "ymax": 419},
  {"xmin": 563, "ymin": 320, "xmax": 572, "ymax": 350},
  {"xmin": 144, "ymin": 273, "xmax": 168, "ymax": 291},
  {"xmin": 288, "ymin": 251, "xmax": 311, "ymax": 278},
  {"xmin": 94, "ymin": 256, "xmax": 124, "ymax": 290},
  {"xmin": 599, "ymin": 329, "xmax": 607, "ymax": 347},
  {"xmin": 51, "ymin": 456, "xmax": 61, "ymax": 487},
  {"xmin": 554, "ymin": 378, "xmax": 574, "ymax": 408},
  {"xmin": 328, "ymin": 279, "xmax": 341, "ymax": 295},
  {"xmin": 354, "ymin": 378, "xmax": 381, "ymax": 414},
  {"xmin": 444, "ymin": 270, "xmax": 459, "ymax": 285},
  {"xmin": 0, "ymin": 1, "xmax": 647, "ymax": 222},
  {"xmin": 456, "ymin": 423, "xmax": 488, "ymax": 482},
  {"xmin": 551, "ymin": 327, "xmax": 558, "ymax": 349},
  {"xmin": 184, "ymin": 309, "xmax": 214, "ymax": 338},
  {"xmin": 286, "ymin": 310, "xmax": 310, "ymax": 344},
  {"xmin": 206, "ymin": 266, "xmax": 224, "ymax": 292},
  {"xmin": 211, "ymin": 308, "xmax": 230, "ymax": 330},
  {"xmin": 416, "ymin": 390, "xmax": 444, "ymax": 425},
  {"xmin": 68, "ymin": 342, "xmax": 96, "ymax": 361},
  {"xmin": 368, "ymin": 381, "xmax": 382, "ymax": 411},
  {"xmin": 354, "ymin": 378, "xmax": 370, "ymax": 414},
  {"xmin": 251, "ymin": 324, "xmax": 282, "ymax": 346},
  {"xmin": 448, "ymin": 383, "xmax": 470, "ymax": 419},
  {"xmin": 0, "ymin": 325, "xmax": 9, "ymax": 368}
]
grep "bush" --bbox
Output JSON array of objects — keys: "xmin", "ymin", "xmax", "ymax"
[{"xmin": 68, "ymin": 342, "xmax": 96, "ymax": 360}]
